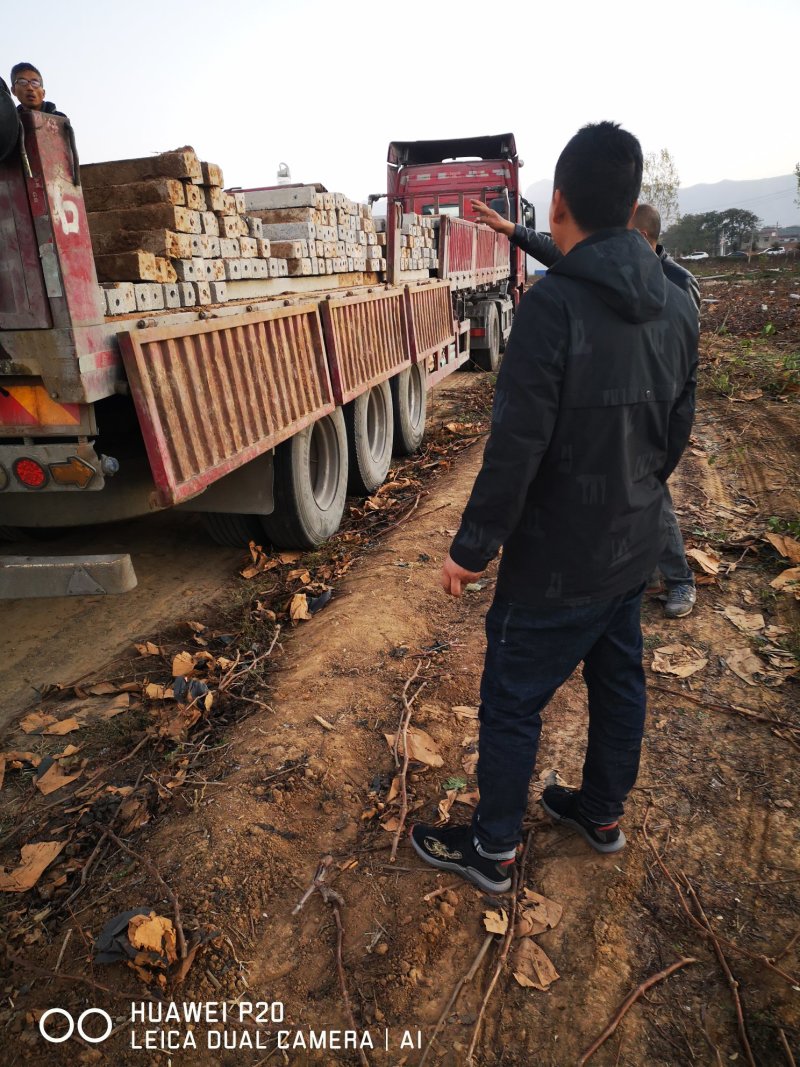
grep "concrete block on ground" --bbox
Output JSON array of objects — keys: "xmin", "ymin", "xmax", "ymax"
[
  {"xmin": 101, "ymin": 281, "xmax": 136, "ymax": 314},
  {"xmin": 133, "ymin": 283, "xmax": 164, "ymax": 312},
  {"xmin": 209, "ymin": 280, "xmax": 227, "ymax": 302}
]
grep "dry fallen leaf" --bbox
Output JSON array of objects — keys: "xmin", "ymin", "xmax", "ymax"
[
  {"xmin": 289, "ymin": 593, "xmax": 312, "ymax": 624},
  {"xmin": 651, "ymin": 644, "xmax": 708, "ymax": 678},
  {"xmin": 384, "ymin": 728, "xmax": 444, "ymax": 768},
  {"xmin": 135, "ymin": 641, "xmax": 162, "ymax": 657},
  {"xmin": 454, "ymin": 789, "xmax": 480, "ymax": 807},
  {"xmin": 437, "ymin": 789, "xmax": 459, "ymax": 824},
  {"xmin": 512, "ymin": 938, "xmax": 560, "ymax": 990},
  {"xmin": 686, "ymin": 548, "xmax": 721, "ymax": 575},
  {"xmin": 36, "ymin": 763, "xmax": 83, "ymax": 796},
  {"xmin": 278, "ymin": 551, "xmax": 302, "ymax": 564},
  {"xmin": 461, "ymin": 752, "xmax": 479, "ymax": 775},
  {"xmin": 722, "ymin": 605, "xmax": 765, "ymax": 635},
  {"xmin": 19, "ymin": 711, "xmax": 58, "ymax": 734},
  {"xmin": 519, "ymin": 889, "xmax": 563, "ymax": 932},
  {"xmin": 43, "ymin": 717, "xmax": 83, "ymax": 735},
  {"xmin": 85, "ymin": 681, "xmax": 119, "ymax": 696},
  {"xmin": 128, "ymin": 913, "xmax": 177, "ymax": 965},
  {"xmin": 144, "ymin": 683, "xmax": 172, "ymax": 700},
  {"xmin": 0, "ymin": 841, "xmax": 66, "ymax": 893},
  {"xmin": 172, "ymin": 651, "xmax": 196, "ymax": 677},
  {"xmin": 452, "ymin": 705, "xmax": 479, "ymax": 719},
  {"xmin": 724, "ymin": 648, "xmax": 771, "ymax": 686},
  {"xmin": 770, "ymin": 567, "xmax": 800, "ymax": 600},
  {"xmin": 483, "ymin": 908, "xmax": 509, "ymax": 935},
  {"xmin": 764, "ymin": 533, "xmax": 800, "ymax": 566}
]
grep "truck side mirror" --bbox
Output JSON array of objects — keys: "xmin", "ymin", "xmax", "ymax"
[{"xmin": 522, "ymin": 201, "xmax": 536, "ymax": 230}]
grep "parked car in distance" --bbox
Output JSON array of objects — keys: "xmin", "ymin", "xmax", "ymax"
[
  {"xmin": 765, "ymin": 247, "xmax": 786, "ymax": 255},
  {"xmin": 681, "ymin": 251, "xmax": 710, "ymax": 261},
  {"xmin": 726, "ymin": 250, "xmax": 748, "ymax": 258}
]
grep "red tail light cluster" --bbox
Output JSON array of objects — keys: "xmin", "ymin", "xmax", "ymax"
[{"xmin": 12, "ymin": 458, "xmax": 48, "ymax": 489}]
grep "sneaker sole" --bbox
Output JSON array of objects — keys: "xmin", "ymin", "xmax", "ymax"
[
  {"xmin": 664, "ymin": 604, "xmax": 694, "ymax": 618},
  {"xmin": 541, "ymin": 798, "xmax": 626, "ymax": 854},
  {"xmin": 409, "ymin": 833, "xmax": 511, "ymax": 894}
]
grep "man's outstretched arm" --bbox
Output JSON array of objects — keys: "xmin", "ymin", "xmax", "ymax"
[{"xmin": 470, "ymin": 199, "xmax": 562, "ymax": 267}]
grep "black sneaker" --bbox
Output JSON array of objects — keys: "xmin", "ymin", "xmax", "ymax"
[
  {"xmin": 541, "ymin": 786, "xmax": 626, "ymax": 854},
  {"xmin": 409, "ymin": 824, "xmax": 514, "ymax": 894}
]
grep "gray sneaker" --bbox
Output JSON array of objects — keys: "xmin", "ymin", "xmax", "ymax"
[{"xmin": 664, "ymin": 582, "xmax": 696, "ymax": 618}]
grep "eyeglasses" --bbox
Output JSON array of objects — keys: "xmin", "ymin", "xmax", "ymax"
[{"xmin": 14, "ymin": 78, "xmax": 42, "ymax": 88}]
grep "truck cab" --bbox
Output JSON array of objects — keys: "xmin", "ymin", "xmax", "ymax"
[{"xmin": 387, "ymin": 132, "xmax": 535, "ymax": 305}]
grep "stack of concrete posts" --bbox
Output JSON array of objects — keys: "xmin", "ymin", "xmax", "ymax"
[
  {"xmin": 244, "ymin": 185, "xmax": 386, "ymax": 277},
  {"xmin": 371, "ymin": 213, "xmax": 439, "ymax": 275},
  {"xmin": 81, "ymin": 147, "xmax": 289, "ymax": 315}
]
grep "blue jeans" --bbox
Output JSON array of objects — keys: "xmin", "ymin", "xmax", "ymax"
[
  {"xmin": 472, "ymin": 583, "xmax": 647, "ymax": 853},
  {"xmin": 658, "ymin": 485, "xmax": 694, "ymax": 587}
]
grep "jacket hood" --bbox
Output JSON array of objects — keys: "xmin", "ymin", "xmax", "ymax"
[{"xmin": 549, "ymin": 228, "xmax": 666, "ymax": 324}]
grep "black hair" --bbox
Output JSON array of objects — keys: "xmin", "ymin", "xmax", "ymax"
[
  {"xmin": 11, "ymin": 63, "xmax": 42, "ymax": 83},
  {"xmin": 553, "ymin": 121, "xmax": 643, "ymax": 232},
  {"xmin": 632, "ymin": 203, "xmax": 661, "ymax": 241}
]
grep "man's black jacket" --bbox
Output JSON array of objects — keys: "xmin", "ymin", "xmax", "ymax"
[
  {"xmin": 450, "ymin": 228, "xmax": 699, "ymax": 606},
  {"xmin": 17, "ymin": 100, "xmax": 67, "ymax": 118},
  {"xmin": 512, "ymin": 224, "xmax": 701, "ymax": 311}
]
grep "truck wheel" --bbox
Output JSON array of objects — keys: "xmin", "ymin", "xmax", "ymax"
[
  {"xmin": 201, "ymin": 513, "xmax": 267, "ymax": 548},
  {"xmin": 260, "ymin": 409, "xmax": 348, "ymax": 549},
  {"xmin": 391, "ymin": 363, "xmax": 427, "ymax": 455},
  {"xmin": 472, "ymin": 303, "xmax": 501, "ymax": 372},
  {"xmin": 345, "ymin": 380, "xmax": 394, "ymax": 494}
]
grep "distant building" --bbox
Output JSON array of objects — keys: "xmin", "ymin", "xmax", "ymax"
[{"xmin": 751, "ymin": 225, "xmax": 800, "ymax": 251}]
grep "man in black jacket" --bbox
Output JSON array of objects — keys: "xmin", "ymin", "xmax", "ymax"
[
  {"xmin": 410, "ymin": 122, "xmax": 698, "ymax": 894},
  {"xmin": 473, "ymin": 197, "xmax": 699, "ymax": 619},
  {"xmin": 10, "ymin": 63, "xmax": 67, "ymax": 118}
]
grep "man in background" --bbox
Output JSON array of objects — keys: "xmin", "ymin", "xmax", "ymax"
[
  {"xmin": 473, "ymin": 197, "xmax": 699, "ymax": 619},
  {"xmin": 10, "ymin": 63, "xmax": 66, "ymax": 118}
]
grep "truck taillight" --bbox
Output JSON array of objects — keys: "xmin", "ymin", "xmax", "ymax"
[
  {"xmin": 470, "ymin": 327, "xmax": 486, "ymax": 337},
  {"xmin": 13, "ymin": 458, "xmax": 49, "ymax": 489}
]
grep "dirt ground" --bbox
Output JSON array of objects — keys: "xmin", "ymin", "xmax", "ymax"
[{"xmin": 1, "ymin": 264, "xmax": 798, "ymax": 1067}]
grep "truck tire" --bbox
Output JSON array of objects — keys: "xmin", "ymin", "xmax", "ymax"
[
  {"xmin": 201, "ymin": 513, "xmax": 267, "ymax": 548},
  {"xmin": 391, "ymin": 363, "xmax": 427, "ymax": 455},
  {"xmin": 260, "ymin": 409, "xmax": 348, "ymax": 549},
  {"xmin": 344, "ymin": 380, "xmax": 394, "ymax": 494},
  {"xmin": 472, "ymin": 302, "xmax": 501, "ymax": 372}
]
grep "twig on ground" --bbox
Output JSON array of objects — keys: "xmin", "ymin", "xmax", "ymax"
[
  {"xmin": 2, "ymin": 944, "xmax": 150, "ymax": 1000},
  {"xmin": 682, "ymin": 874, "xmax": 756, "ymax": 1067},
  {"xmin": 648, "ymin": 684, "xmax": 794, "ymax": 729},
  {"xmin": 773, "ymin": 930, "xmax": 800, "ymax": 962},
  {"xmin": 391, "ymin": 665, "xmax": 427, "ymax": 862},
  {"xmin": 52, "ymin": 929, "xmax": 72, "ymax": 975},
  {"xmin": 577, "ymin": 958, "xmax": 698, "ymax": 1065},
  {"xmin": 102, "ymin": 827, "xmax": 187, "ymax": 960},
  {"xmin": 290, "ymin": 857, "xmax": 367, "ymax": 1067},
  {"xmin": 422, "ymin": 881, "xmax": 463, "ymax": 902},
  {"xmin": 700, "ymin": 1003, "xmax": 725, "ymax": 1067},
  {"xmin": 372, "ymin": 492, "xmax": 422, "ymax": 539},
  {"xmin": 779, "ymin": 1028, "xmax": 797, "ymax": 1067},
  {"xmin": 418, "ymin": 934, "xmax": 494, "ymax": 1067},
  {"xmin": 465, "ymin": 831, "xmax": 532, "ymax": 1066},
  {"xmin": 642, "ymin": 806, "xmax": 799, "ymax": 986}
]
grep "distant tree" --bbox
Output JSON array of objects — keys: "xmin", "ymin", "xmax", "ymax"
[
  {"xmin": 641, "ymin": 149, "xmax": 680, "ymax": 228},
  {"xmin": 795, "ymin": 162, "xmax": 800, "ymax": 208},
  {"xmin": 718, "ymin": 208, "xmax": 761, "ymax": 251}
]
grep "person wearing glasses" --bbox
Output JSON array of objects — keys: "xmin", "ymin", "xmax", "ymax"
[{"xmin": 10, "ymin": 63, "xmax": 66, "ymax": 117}]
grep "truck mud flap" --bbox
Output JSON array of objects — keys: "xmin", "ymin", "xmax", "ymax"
[{"xmin": 0, "ymin": 554, "xmax": 137, "ymax": 598}]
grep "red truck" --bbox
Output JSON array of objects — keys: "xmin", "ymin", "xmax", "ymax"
[
  {"xmin": 387, "ymin": 133, "xmax": 535, "ymax": 370},
  {"xmin": 0, "ymin": 113, "xmax": 524, "ymax": 597}
]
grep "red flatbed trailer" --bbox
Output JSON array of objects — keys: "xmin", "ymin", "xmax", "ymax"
[{"xmin": 0, "ymin": 114, "xmax": 517, "ymax": 598}]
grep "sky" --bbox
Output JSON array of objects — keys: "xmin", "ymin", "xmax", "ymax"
[{"xmin": 5, "ymin": 0, "xmax": 799, "ymax": 204}]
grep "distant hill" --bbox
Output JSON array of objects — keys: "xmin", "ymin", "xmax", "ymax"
[{"xmin": 523, "ymin": 174, "xmax": 799, "ymax": 236}]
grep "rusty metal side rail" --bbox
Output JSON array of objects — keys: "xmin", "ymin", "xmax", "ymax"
[
  {"xmin": 319, "ymin": 288, "xmax": 411, "ymax": 406},
  {"xmin": 404, "ymin": 280, "xmax": 456, "ymax": 364},
  {"xmin": 119, "ymin": 304, "xmax": 334, "ymax": 507},
  {"xmin": 439, "ymin": 216, "xmax": 511, "ymax": 291}
]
